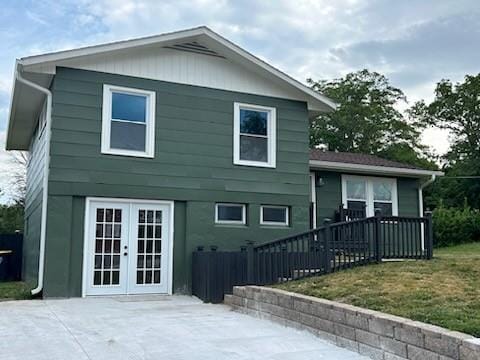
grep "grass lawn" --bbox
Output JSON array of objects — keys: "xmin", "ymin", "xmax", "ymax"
[
  {"xmin": 276, "ymin": 242, "xmax": 480, "ymax": 337},
  {"xmin": 0, "ymin": 282, "xmax": 32, "ymax": 300}
]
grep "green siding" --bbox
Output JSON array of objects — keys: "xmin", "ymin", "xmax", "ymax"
[
  {"xmin": 44, "ymin": 67, "xmax": 311, "ymax": 297},
  {"xmin": 23, "ymin": 120, "xmax": 47, "ymax": 284},
  {"xmin": 398, "ymin": 178, "xmax": 420, "ymax": 217},
  {"xmin": 314, "ymin": 171, "xmax": 342, "ymax": 223}
]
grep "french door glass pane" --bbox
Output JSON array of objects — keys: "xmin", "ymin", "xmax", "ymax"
[
  {"xmin": 136, "ymin": 209, "xmax": 162, "ymax": 285},
  {"xmin": 93, "ymin": 207, "xmax": 122, "ymax": 286}
]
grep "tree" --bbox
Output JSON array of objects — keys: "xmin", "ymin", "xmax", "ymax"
[
  {"xmin": 4, "ymin": 151, "xmax": 28, "ymax": 207},
  {"xmin": 0, "ymin": 204, "xmax": 24, "ymax": 233},
  {"xmin": 308, "ymin": 69, "xmax": 434, "ymax": 167},
  {"xmin": 410, "ymin": 74, "xmax": 480, "ymax": 209}
]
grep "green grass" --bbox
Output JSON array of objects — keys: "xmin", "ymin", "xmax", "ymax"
[
  {"xmin": 0, "ymin": 282, "xmax": 32, "ymax": 300},
  {"xmin": 276, "ymin": 242, "xmax": 480, "ymax": 337}
]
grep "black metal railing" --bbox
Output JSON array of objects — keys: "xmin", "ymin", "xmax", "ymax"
[
  {"xmin": 335, "ymin": 204, "xmax": 367, "ymax": 222},
  {"xmin": 192, "ymin": 212, "xmax": 433, "ymax": 302}
]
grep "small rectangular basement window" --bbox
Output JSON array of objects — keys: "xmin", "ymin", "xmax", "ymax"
[
  {"xmin": 215, "ymin": 203, "xmax": 246, "ymax": 224},
  {"xmin": 260, "ymin": 205, "xmax": 289, "ymax": 226},
  {"xmin": 102, "ymin": 84, "xmax": 156, "ymax": 158}
]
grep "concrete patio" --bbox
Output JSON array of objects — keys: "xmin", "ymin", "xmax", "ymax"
[{"xmin": 0, "ymin": 295, "xmax": 368, "ymax": 359}]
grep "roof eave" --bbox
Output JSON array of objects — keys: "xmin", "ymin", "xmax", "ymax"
[
  {"xmin": 17, "ymin": 26, "xmax": 336, "ymax": 112},
  {"xmin": 309, "ymin": 160, "xmax": 444, "ymax": 178}
]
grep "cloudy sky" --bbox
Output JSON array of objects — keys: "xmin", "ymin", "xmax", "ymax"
[{"xmin": 1, "ymin": 0, "xmax": 479, "ymax": 201}]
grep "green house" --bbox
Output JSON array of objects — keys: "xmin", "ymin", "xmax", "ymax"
[{"xmin": 6, "ymin": 27, "xmax": 441, "ymax": 298}]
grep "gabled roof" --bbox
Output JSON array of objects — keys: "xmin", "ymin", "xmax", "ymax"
[
  {"xmin": 7, "ymin": 27, "xmax": 336, "ymax": 150},
  {"xmin": 310, "ymin": 150, "xmax": 443, "ymax": 177}
]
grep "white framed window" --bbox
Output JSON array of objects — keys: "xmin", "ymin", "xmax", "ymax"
[
  {"xmin": 215, "ymin": 203, "xmax": 246, "ymax": 225},
  {"xmin": 233, "ymin": 102, "xmax": 276, "ymax": 168},
  {"xmin": 260, "ymin": 205, "xmax": 289, "ymax": 226},
  {"xmin": 102, "ymin": 84, "xmax": 156, "ymax": 158},
  {"xmin": 341, "ymin": 175, "xmax": 398, "ymax": 217}
]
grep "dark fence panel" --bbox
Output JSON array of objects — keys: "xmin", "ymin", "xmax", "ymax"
[
  {"xmin": 192, "ymin": 212, "xmax": 433, "ymax": 303},
  {"xmin": 0, "ymin": 233, "xmax": 23, "ymax": 282},
  {"xmin": 192, "ymin": 249, "xmax": 248, "ymax": 303}
]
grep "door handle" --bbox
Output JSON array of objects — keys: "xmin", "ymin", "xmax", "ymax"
[{"xmin": 123, "ymin": 252, "xmax": 128, "ymax": 256}]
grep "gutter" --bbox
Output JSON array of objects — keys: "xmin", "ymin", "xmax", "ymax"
[
  {"xmin": 418, "ymin": 174, "xmax": 436, "ymax": 217},
  {"xmin": 15, "ymin": 65, "xmax": 52, "ymax": 296},
  {"xmin": 309, "ymin": 160, "xmax": 444, "ymax": 178}
]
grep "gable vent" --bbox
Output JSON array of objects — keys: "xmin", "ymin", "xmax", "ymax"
[{"xmin": 164, "ymin": 41, "xmax": 224, "ymax": 58}]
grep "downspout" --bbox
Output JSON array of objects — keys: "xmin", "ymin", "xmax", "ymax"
[
  {"xmin": 419, "ymin": 174, "xmax": 436, "ymax": 251},
  {"xmin": 419, "ymin": 174, "xmax": 436, "ymax": 217},
  {"xmin": 16, "ymin": 66, "xmax": 52, "ymax": 296}
]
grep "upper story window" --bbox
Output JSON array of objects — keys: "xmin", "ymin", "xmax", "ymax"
[
  {"xmin": 342, "ymin": 175, "xmax": 398, "ymax": 217},
  {"xmin": 101, "ymin": 84, "xmax": 156, "ymax": 158},
  {"xmin": 233, "ymin": 102, "xmax": 276, "ymax": 168}
]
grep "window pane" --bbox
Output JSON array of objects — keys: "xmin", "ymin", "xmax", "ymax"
[
  {"xmin": 374, "ymin": 202, "xmax": 392, "ymax": 216},
  {"xmin": 346, "ymin": 179, "xmax": 366, "ymax": 200},
  {"xmin": 240, "ymin": 109, "xmax": 267, "ymax": 135},
  {"xmin": 110, "ymin": 121, "xmax": 146, "ymax": 151},
  {"xmin": 346, "ymin": 201, "xmax": 367, "ymax": 219},
  {"xmin": 373, "ymin": 181, "xmax": 392, "ymax": 201},
  {"xmin": 240, "ymin": 135, "xmax": 268, "ymax": 162},
  {"xmin": 262, "ymin": 207, "xmax": 287, "ymax": 224},
  {"xmin": 112, "ymin": 92, "xmax": 146, "ymax": 122},
  {"xmin": 217, "ymin": 204, "xmax": 244, "ymax": 222}
]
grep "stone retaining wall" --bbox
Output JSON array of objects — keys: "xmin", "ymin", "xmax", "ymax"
[{"xmin": 224, "ymin": 286, "xmax": 480, "ymax": 360}]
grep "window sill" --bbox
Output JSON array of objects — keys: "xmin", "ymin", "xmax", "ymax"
[
  {"xmin": 214, "ymin": 223, "xmax": 248, "ymax": 228},
  {"xmin": 260, "ymin": 224, "xmax": 290, "ymax": 229},
  {"xmin": 101, "ymin": 149, "xmax": 154, "ymax": 158},
  {"xmin": 234, "ymin": 160, "xmax": 276, "ymax": 168}
]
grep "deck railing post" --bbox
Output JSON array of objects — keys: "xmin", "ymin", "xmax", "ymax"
[
  {"xmin": 323, "ymin": 218, "xmax": 332, "ymax": 273},
  {"xmin": 246, "ymin": 241, "xmax": 255, "ymax": 284},
  {"xmin": 425, "ymin": 211, "xmax": 434, "ymax": 259},
  {"xmin": 374, "ymin": 209, "xmax": 383, "ymax": 262}
]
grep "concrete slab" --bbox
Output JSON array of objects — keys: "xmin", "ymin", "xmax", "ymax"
[{"xmin": 0, "ymin": 296, "xmax": 369, "ymax": 359}]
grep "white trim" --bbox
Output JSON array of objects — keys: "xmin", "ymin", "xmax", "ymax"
[
  {"xmin": 16, "ymin": 27, "xmax": 336, "ymax": 112},
  {"xmin": 418, "ymin": 174, "xmax": 436, "ymax": 251},
  {"xmin": 215, "ymin": 203, "xmax": 246, "ymax": 225},
  {"xmin": 310, "ymin": 160, "xmax": 444, "ymax": 178},
  {"xmin": 101, "ymin": 84, "xmax": 156, "ymax": 158},
  {"xmin": 82, "ymin": 197, "xmax": 174, "ymax": 297},
  {"xmin": 15, "ymin": 70, "xmax": 52, "ymax": 296},
  {"xmin": 310, "ymin": 173, "xmax": 317, "ymax": 229},
  {"xmin": 233, "ymin": 102, "xmax": 276, "ymax": 168},
  {"xmin": 341, "ymin": 175, "xmax": 398, "ymax": 217},
  {"xmin": 260, "ymin": 205, "xmax": 289, "ymax": 226}
]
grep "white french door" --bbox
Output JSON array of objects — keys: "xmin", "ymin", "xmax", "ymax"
[{"xmin": 84, "ymin": 199, "xmax": 173, "ymax": 296}]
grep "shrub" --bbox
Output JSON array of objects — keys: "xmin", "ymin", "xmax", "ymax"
[{"xmin": 432, "ymin": 204, "xmax": 480, "ymax": 247}]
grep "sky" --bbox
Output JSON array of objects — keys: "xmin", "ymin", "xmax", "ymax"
[{"xmin": 0, "ymin": 0, "xmax": 479, "ymax": 202}]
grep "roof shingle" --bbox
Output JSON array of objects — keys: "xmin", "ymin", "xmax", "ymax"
[{"xmin": 309, "ymin": 149, "xmax": 421, "ymax": 170}]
